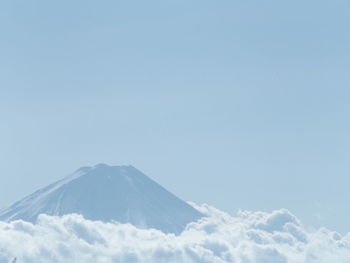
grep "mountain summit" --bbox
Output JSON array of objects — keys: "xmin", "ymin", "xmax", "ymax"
[{"xmin": 0, "ymin": 164, "xmax": 203, "ymax": 233}]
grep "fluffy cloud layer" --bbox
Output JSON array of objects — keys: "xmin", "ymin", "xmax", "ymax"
[{"xmin": 0, "ymin": 203, "xmax": 349, "ymax": 263}]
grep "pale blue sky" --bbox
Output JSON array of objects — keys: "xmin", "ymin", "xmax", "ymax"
[{"xmin": 1, "ymin": 0, "xmax": 349, "ymax": 233}]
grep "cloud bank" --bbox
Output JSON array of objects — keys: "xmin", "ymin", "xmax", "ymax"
[{"xmin": 0, "ymin": 203, "xmax": 349, "ymax": 263}]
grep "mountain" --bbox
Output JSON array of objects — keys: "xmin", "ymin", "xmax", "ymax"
[{"xmin": 0, "ymin": 164, "xmax": 203, "ymax": 234}]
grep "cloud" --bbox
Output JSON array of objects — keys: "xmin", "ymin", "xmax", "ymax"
[{"xmin": 0, "ymin": 203, "xmax": 349, "ymax": 263}]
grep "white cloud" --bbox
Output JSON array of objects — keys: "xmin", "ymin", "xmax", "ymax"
[{"xmin": 0, "ymin": 203, "xmax": 349, "ymax": 263}]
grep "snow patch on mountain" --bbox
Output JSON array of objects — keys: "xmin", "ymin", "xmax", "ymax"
[{"xmin": 0, "ymin": 164, "xmax": 203, "ymax": 234}]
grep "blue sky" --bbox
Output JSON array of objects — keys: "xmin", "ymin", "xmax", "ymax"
[{"xmin": 0, "ymin": 0, "xmax": 349, "ymax": 233}]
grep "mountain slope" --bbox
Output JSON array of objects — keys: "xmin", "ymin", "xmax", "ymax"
[{"xmin": 0, "ymin": 164, "xmax": 203, "ymax": 234}]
